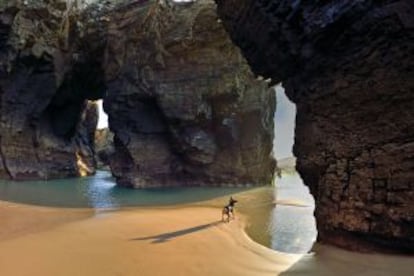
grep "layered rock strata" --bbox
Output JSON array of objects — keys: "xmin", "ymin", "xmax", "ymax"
[
  {"xmin": 104, "ymin": 0, "xmax": 275, "ymax": 187},
  {"xmin": 0, "ymin": 1, "xmax": 100, "ymax": 179},
  {"xmin": 216, "ymin": 0, "xmax": 414, "ymax": 252}
]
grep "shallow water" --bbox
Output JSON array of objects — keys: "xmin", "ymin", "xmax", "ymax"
[
  {"xmin": 270, "ymin": 173, "xmax": 317, "ymax": 253},
  {"xmin": 0, "ymin": 171, "xmax": 248, "ymax": 208},
  {"xmin": 0, "ymin": 170, "xmax": 316, "ymax": 253}
]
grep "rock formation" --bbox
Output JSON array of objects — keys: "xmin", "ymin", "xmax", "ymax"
[
  {"xmin": 0, "ymin": 0, "xmax": 276, "ymax": 186},
  {"xmin": 0, "ymin": 0, "xmax": 100, "ymax": 179},
  {"xmin": 216, "ymin": 0, "xmax": 414, "ymax": 252},
  {"xmin": 2, "ymin": 0, "xmax": 412, "ymax": 255},
  {"xmin": 95, "ymin": 127, "xmax": 114, "ymax": 169},
  {"xmin": 104, "ymin": 0, "xmax": 275, "ymax": 187}
]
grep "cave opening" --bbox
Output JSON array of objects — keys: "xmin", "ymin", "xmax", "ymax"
[
  {"xmin": 34, "ymin": 50, "xmax": 109, "ymax": 178},
  {"xmin": 96, "ymin": 100, "xmax": 108, "ymax": 130},
  {"xmin": 273, "ymin": 84, "xmax": 295, "ymax": 161},
  {"xmin": 94, "ymin": 99, "xmax": 114, "ymax": 170},
  {"xmin": 270, "ymin": 84, "xmax": 317, "ymax": 254}
]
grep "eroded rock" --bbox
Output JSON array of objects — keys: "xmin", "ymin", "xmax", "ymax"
[
  {"xmin": 104, "ymin": 0, "xmax": 275, "ymax": 187},
  {"xmin": 216, "ymin": 0, "xmax": 414, "ymax": 252},
  {"xmin": 0, "ymin": 0, "xmax": 276, "ymax": 187},
  {"xmin": 95, "ymin": 127, "xmax": 114, "ymax": 169},
  {"xmin": 0, "ymin": 1, "xmax": 99, "ymax": 179}
]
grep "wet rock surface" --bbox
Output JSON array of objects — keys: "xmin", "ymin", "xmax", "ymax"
[
  {"xmin": 215, "ymin": 0, "xmax": 414, "ymax": 252},
  {"xmin": 95, "ymin": 127, "xmax": 114, "ymax": 169},
  {"xmin": 104, "ymin": 0, "xmax": 275, "ymax": 187},
  {"xmin": 0, "ymin": 0, "xmax": 99, "ymax": 179},
  {"xmin": 0, "ymin": 0, "xmax": 276, "ymax": 186}
]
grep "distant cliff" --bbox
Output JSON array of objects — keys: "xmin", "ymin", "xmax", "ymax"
[
  {"xmin": 277, "ymin": 157, "xmax": 296, "ymax": 174},
  {"xmin": 95, "ymin": 128, "xmax": 113, "ymax": 169}
]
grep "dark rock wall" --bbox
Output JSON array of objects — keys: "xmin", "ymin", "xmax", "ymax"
[
  {"xmin": 95, "ymin": 127, "xmax": 114, "ymax": 169},
  {"xmin": 216, "ymin": 0, "xmax": 414, "ymax": 252},
  {"xmin": 104, "ymin": 0, "xmax": 275, "ymax": 187},
  {"xmin": 0, "ymin": 1, "xmax": 99, "ymax": 179},
  {"xmin": 0, "ymin": 0, "xmax": 276, "ymax": 187}
]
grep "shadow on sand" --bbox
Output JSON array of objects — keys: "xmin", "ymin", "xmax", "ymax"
[{"xmin": 130, "ymin": 220, "xmax": 222, "ymax": 243}]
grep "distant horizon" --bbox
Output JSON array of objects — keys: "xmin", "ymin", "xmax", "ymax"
[{"xmin": 277, "ymin": 156, "xmax": 295, "ymax": 161}]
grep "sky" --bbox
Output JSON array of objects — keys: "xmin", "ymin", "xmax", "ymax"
[
  {"xmin": 273, "ymin": 85, "xmax": 296, "ymax": 159},
  {"xmin": 96, "ymin": 100, "xmax": 108, "ymax": 129}
]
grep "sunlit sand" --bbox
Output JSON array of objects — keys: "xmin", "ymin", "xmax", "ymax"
[
  {"xmin": 0, "ymin": 199, "xmax": 412, "ymax": 276},
  {"xmin": 0, "ymin": 201, "xmax": 299, "ymax": 276}
]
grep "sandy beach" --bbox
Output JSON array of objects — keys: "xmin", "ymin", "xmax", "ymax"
[{"xmin": 0, "ymin": 200, "xmax": 412, "ymax": 276}]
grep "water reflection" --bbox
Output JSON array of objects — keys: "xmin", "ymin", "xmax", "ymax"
[
  {"xmin": 81, "ymin": 173, "xmax": 119, "ymax": 209},
  {"xmin": 270, "ymin": 173, "xmax": 317, "ymax": 253},
  {"xmin": 0, "ymin": 170, "xmax": 317, "ymax": 253},
  {"xmin": 0, "ymin": 171, "xmax": 249, "ymax": 208}
]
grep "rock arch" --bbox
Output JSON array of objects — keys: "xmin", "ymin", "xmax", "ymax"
[
  {"xmin": 0, "ymin": 0, "xmax": 275, "ymax": 186},
  {"xmin": 215, "ymin": 0, "xmax": 414, "ymax": 253},
  {"xmin": 103, "ymin": 0, "xmax": 275, "ymax": 187}
]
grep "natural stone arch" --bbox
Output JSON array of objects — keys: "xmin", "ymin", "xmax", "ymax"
[
  {"xmin": 0, "ymin": 0, "xmax": 276, "ymax": 187},
  {"xmin": 103, "ymin": 0, "xmax": 275, "ymax": 187},
  {"xmin": 0, "ymin": 0, "xmax": 106, "ymax": 179},
  {"xmin": 215, "ymin": 0, "xmax": 414, "ymax": 253}
]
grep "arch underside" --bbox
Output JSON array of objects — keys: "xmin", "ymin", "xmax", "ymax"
[
  {"xmin": 215, "ymin": 0, "xmax": 414, "ymax": 252},
  {"xmin": 0, "ymin": 0, "xmax": 275, "ymax": 186}
]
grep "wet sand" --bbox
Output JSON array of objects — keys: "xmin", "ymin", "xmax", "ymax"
[
  {"xmin": 282, "ymin": 243, "xmax": 414, "ymax": 276},
  {"xmin": 0, "ymin": 201, "xmax": 93, "ymax": 241},
  {"xmin": 0, "ymin": 201, "xmax": 298, "ymax": 276},
  {"xmin": 0, "ymin": 200, "xmax": 412, "ymax": 276}
]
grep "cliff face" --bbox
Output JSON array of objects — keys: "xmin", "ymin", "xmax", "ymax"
[
  {"xmin": 0, "ymin": 1, "xmax": 99, "ymax": 179},
  {"xmin": 104, "ymin": 0, "xmax": 275, "ymax": 187},
  {"xmin": 216, "ymin": 0, "xmax": 414, "ymax": 252},
  {"xmin": 0, "ymin": 0, "xmax": 276, "ymax": 186}
]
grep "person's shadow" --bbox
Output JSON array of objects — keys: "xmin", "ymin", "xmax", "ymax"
[{"xmin": 130, "ymin": 220, "xmax": 222, "ymax": 244}]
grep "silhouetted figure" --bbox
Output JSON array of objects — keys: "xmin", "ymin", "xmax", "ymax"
[{"xmin": 222, "ymin": 197, "xmax": 238, "ymax": 223}]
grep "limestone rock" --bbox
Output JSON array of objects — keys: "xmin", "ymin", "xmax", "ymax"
[
  {"xmin": 216, "ymin": 0, "xmax": 414, "ymax": 252},
  {"xmin": 95, "ymin": 127, "xmax": 114, "ymax": 169},
  {"xmin": 104, "ymin": 0, "xmax": 275, "ymax": 187},
  {"xmin": 0, "ymin": 1, "xmax": 99, "ymax": 179},
  {"xmin": 0, "ymin": 0, "xmax": 276, "ymax": 187}
]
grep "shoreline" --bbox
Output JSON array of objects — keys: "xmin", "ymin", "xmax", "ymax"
[
  {"xmin": 0, "ymin": 199, "xmax": 413, "ymax": 275},
  {"xmin": 0, "ymin": 200, "xmax": 300, "ymax": 276},
  {"xmin": 0, "ymin": 200, "xmax": 93, "ymax": 241}
]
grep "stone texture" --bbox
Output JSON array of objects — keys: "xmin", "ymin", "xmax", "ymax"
[
  {"xmin": 0, "ymin": 0, "xmax": 276, "ymax": 186},
  {"xmin": 95, "ymin": 127, "xmax": 114, "ymax": 169},
  {"xmin": 104, "ymin": 0, "xmax": 275, "ymax": 187},
  {"xmin": 0, "ymin": 1, "xmax": 100, "ymax": 179},
  {"xmin": 216, "ymin": 0, "xmax": 414, "ymax": 252}
]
